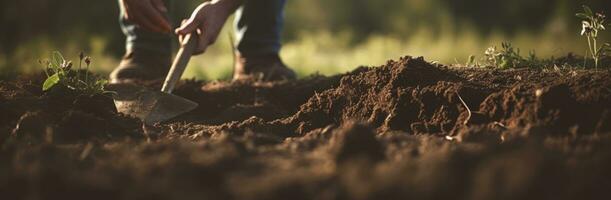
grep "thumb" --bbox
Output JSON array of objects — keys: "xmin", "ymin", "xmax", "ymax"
[
  {"xmin": 175, "ymin": 18, "xmax": 198, "ymax": 35},
  {"xmin": 151, "ymin": 0, "xmax": 168, "ymax": 12}
]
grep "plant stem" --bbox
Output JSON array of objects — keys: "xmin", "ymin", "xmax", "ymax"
[
  {"xmin": 587, "ymin": 36, "xmax": 593, "ymax": 68},
  {"xmin": 588, "ymin": 36, "xmax": 596, "ymax": 68},
  {"xmin": 85, "ymin": 63, "xmax": 89, "ymax": 86},
  {"xmin": 78, "ymin": 58, "xmax": 82, "ymax": 87},
  {"xmin": 593, "ymin": 38, "xmax": 599, "ymax": 69}
]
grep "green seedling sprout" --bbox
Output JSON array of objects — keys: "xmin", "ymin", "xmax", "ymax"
[
  {"xmin": 466, "ymin": 55, "xmax": 477, "ymax": 67},
  {"xmin": 576, "ymin": 5, "xmax": 610, "ymax": 69},
  {"xmin": 41, "ymin": 51, "xmax": 109, "ymax": 95},
  {"xmin": 483, "ymin": 42, "xmax": 551, "ymax": 69},
  {"xmin": 485, "ymin": 42, "xmax": 523, "ymax": 68}
]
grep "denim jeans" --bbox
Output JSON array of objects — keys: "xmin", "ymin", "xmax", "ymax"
[{"xmin": 119, "ymin": 0, "xmax": 286, "ymax": 57}]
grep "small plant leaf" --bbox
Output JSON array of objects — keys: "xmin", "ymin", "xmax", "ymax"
[
  {"xmin": 50, "ymin": 51, "xmax": 65, "ymax": 71},
  {"xmin": 39, "ymin": 52, "xmax": 109, "ymax": 95},
  {"xmin": 96, "ymin": 79, "xmax": 108, "ymax": 86},
  {"xmin": 43, "ymin": 73, "xmax": 60, "ymax": 91},
  {"xmin": 583, "ymin": 5, "xmax": 593, "ymax": 16},
  {"xmin": 467, "ymin": 55, "xmax": 476, "ymax": 66},
  {"xmin": 576, "ymin": 13, "xmax": 589, "ymax": 19}
]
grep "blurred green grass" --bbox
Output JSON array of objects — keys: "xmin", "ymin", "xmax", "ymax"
[
  {"xmin": 1, "ymin": 0, "xmax": 610, "ymax": 80},
  {"xmin": 134, "ymin": 28, "xmax": 611, "ymax": 80},
  {"xmin": 8, "ymin": 24, "xmax": 601, "ymax": 81}
]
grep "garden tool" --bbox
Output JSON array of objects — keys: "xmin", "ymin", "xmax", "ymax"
[{"xmin": 108, "ymin": 33, "xmax": 199, "ymax": 125}]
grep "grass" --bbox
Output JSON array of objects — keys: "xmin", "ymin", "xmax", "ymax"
[
  {"xmin": 1, "ymin": 16, "xmax": 609, "ymax": 80},
  {"xmin": 178, "ymin": 11, "xmax": 609, "ymax": 80},
  {"xmin": 480, "ymin": 42, "xmax": 553, "ymax": 69}
]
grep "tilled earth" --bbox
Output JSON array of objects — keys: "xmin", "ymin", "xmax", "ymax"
[{"xmin": 1, "ymin": 56, "xmax": 611, "ymax": 200}]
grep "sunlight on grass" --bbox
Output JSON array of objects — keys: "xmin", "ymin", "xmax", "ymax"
[
  {"xmin": 183, "ymin": 15, "xmax": 594, "ymax": 80},
  {"xmin": 1, "ymin": 17, "xmax": 603, "ymax": 81},
  {"xmin": 5, "ymin": 36, "xmax": 119, "ymax": 76}
]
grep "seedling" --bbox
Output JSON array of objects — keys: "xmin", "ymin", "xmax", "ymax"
[
  {"xmin": 483, "ymin": 42, "xmax": 549, "ymax": 69},
  {"xmin": 41, "ymin": 51, "xmax": 108, "ymax": 95},
  {"xmin": 484, "ymin": 42, "xmax": 523, "ymax": 68},
  {"xmin": 465, "ymin": 55, "xmax": 477, "ymax": 67},
  {"xmin": 576, "ymin": 5, "xmax": 610, "ymax": 69}
]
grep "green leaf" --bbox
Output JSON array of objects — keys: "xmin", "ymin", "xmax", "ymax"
[
  {"xmin": 96, "ymin": 79, "xmax": 108, "ymax": 86},
  {"xmin": 50, "ymin": 51, "xmax": 65, "ymax": 71},
  {"xmin": 43, "ymin": 73, "xmax": 60, "ymax": 91},
  {"xmin": 576, "ymin": 13, "xmax": 589, "ymax": 19},
  {"xmin": 601, "ymin": 43, "xmax": 611, "ymax": 53},
  {"xmin": 467, "ymin": 55, "xmax": 475, "ymax": 65},
  {"xmin": 583, "ymin": 5, "xmax": 593, "ymax": 16}
]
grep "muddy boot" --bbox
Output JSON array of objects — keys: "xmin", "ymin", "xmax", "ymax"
[
  {"xmin": 233, "ymin": 53, "xmax": 296, "ymax": 81},
  {"xmin": 109, "ymin": 51, "xmax": 171, "ymax": 83}
]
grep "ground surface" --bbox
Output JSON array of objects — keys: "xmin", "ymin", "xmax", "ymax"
[{"xmin": 1, "ymin": 56, "xmax": 611, "ymax": 200}]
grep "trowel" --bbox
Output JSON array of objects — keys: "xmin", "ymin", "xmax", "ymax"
[{"xmin": 107, "ymin": 34, "xmax": 199, "ymax": 125}]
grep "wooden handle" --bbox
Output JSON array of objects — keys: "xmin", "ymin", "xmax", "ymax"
[{"xmin": 161, "ymin": 33, "xmax": 198, "ymax": 93}]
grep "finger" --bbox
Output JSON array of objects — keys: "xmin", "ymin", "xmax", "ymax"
[
  {"xmin": 193, "ymin": 28, "xmax": 208, "ymax": 55},
  {"xmin": 119, "ymin": 0, "xmax": 130, "ymax": 20},
  {"xmin": 178, "ymin": 19, "xmax": 188, "ymax": 43},
  {"xmin": 141, "ymin": 4, "xmax": 171, "ymax": 33},
  {"xmin": 151, "ymin": 0, "xmax": 168, "ymax": 12},
  {"xmin": 176, "ymin": 4, "xmax": 205, "ymax": 35},
  {"xmin": 175, "ymin": 18, "xmax": 199, "ymax": 36},
  {"xmin": 123, "ymin": 11, "xmax": 131, "ymax": 21}
]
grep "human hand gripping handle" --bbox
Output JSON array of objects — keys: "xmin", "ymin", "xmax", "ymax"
[
  {"xmin": 161, "ymin": 33, "xmax": 198, "ymax": 93},
  {"xmin": 174, "ymin": 0, "xmax": 241, "ymax": 55}
]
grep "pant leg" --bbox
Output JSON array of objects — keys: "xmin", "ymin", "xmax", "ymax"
[
  {"xmin": 234, "ymin": 0, "xmax": 286, "ymax": 56},
  {"xmin": 119, "ymin": 0, "xmax": 173, "ymax": 56}
]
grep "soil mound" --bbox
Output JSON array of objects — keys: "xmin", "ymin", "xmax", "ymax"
[
  {"xmin": 2, "ymin": 56, "xmax": 611, "ymax": 200},
  {"xmin": 182, "ymin": 56, "xmax": 610, "ymax": 139},
  {"xmin": 3, "ymin": 56, "xmax": 610, "ymax": 143},
  {"xmin": 286, "ymin": 56, "xmax": 470, "ymax": 135},
  {"xmin": 0, "ymin": 76, "xmax": 142, "ymax": 143}
]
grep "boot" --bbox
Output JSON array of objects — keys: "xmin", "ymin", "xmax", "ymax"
[
  {"xmin": 233, "ymin": 53, "xmax": 296, "ymax": 81},
  {"xmin": 109, "ymin": 51, "xmax": 171, "ymax": 83}
]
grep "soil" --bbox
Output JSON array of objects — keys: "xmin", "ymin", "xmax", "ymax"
[{"xmin": 1, "ymin": 56, "xmax": 611, "ymax": 200}]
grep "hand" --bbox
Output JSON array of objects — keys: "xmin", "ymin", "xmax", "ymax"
[
  {"xmin": 119, "ymin": 0, "xmax": 171, "ymax": 33},
  {"xmin": 175, "ymin": 0, "xmax": 241, "ymax": 55}
]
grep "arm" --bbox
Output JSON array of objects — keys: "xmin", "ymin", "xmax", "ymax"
[{"xmin": 119, "ymin": 0, "xmax": 172, "ymax": 33}]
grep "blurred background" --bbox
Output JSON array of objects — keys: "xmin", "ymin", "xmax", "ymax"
[{"xmin": 1, "ymin": 0, "xmax": 610, "ymax": 80}]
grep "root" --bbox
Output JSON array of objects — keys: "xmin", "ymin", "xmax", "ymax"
[{"xmin": 455, "ymin": 92, "xmax": 472, "ymax": 126}]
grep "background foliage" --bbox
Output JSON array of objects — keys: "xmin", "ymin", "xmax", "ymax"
[{"xmin": 1, "ymin": 0, "xmax": 610, "ymax": 79}]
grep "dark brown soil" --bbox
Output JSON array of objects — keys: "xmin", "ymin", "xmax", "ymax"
[{"xmin": 1, "ymin": 56, "xmax": 611, "ymax": 200}]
